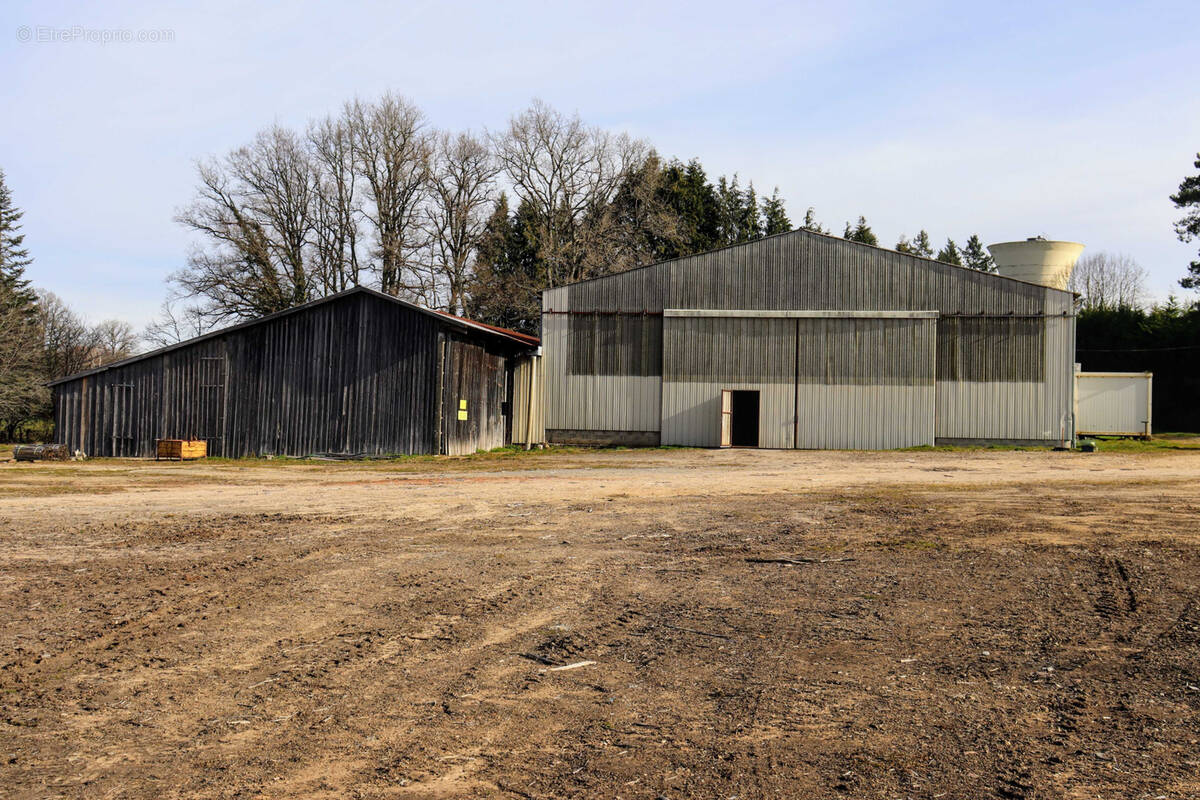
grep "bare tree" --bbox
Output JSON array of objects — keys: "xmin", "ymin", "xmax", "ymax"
[
  {"xmin": 175, "ymin": 126, "xmax": 317, "ymax": 325},
  {"xmin": 91, "ymin": 319, "xmax": 139, "ymax": 363},
  {"xmin": 493, "ymin": 100, "xmax": 647, "ymax": 288},
  {"xmin": 37, "ymin": 290, "xmax": 99, "ymax": 379},
  {"xmin": 577, "ymin": 150, "xmax": 682, "ymax": 277},
  {"xmin": 175, "ymin": 161, "xmax": 293, "ymax": 323},
  {"xmin": 308, "ymin": 114, "xmax": 361, "ymax": 293},
  {"xmin": 231, "ymin": 126, "xmax": 316, "ymax": 299},
  {"xmin": 142, "ymin": 295, "xmax": 213, "ymax": 348},
  {"xmin": 346, "ymin": 93, "xmax": 432, "ymax": 296},
  {"xmin": 417, "ymin": 130, "xmax": 501, "ymax": 313},
  {"xmin": 1068, "ymin": 252, "xmax": 1148, "ymax": 311},
  {"xmin": 37, "ymin": 291, "xmax": 141, "ymax": 377}
]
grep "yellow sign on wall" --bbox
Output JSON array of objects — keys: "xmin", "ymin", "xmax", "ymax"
[{"xmin": 457, "ymin": 399, "xmax": 468, "ymax": 421}]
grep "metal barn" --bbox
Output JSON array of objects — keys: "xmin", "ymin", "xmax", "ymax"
[
  {"xmin": 50, "ymin": 287, "xmax": 539, "ymax": 458},
  {"xmin": 541, "ymin": 229, "xmax": 1077, "ymax": 449}
]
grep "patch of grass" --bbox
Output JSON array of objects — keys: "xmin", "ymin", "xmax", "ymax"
[
  {"xmin": 1083, "ymin": 434, "xmax": 1200, "ymax": 454},
  {"xmin": 902, "ymin": 434, "xmax": 1200, "ymax": 455},
  {"xmin": 192, "ymin": 444, "xmax": 687, "ymax": 471}
]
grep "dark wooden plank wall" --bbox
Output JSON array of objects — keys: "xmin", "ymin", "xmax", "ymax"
[
  {"xmin": 52, "ymin": 292, "xmax": 448, "ymax": 458},
  {"xmin": 440, "ymin": 337, "xmax": 507, "ymax": 456}
]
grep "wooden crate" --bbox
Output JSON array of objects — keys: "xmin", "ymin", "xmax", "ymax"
[{"xmin": 156, "ymin": 439, "xmax": 207, "ymax": 461}]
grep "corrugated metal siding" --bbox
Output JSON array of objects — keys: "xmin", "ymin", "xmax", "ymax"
[
  {"xmin": 50, "ymin": 292, "xmax": 520, "ymax": 458},
  {"xmin": 794, "ymin": 385, "xmax": 934, "ymax": 449},
  {"xmin": 662, "ymin": 380, "xmax": 795, "ymax": 448},
  {"xmin": 556, "ymin": 230, "xmax": 1064, "ymax": 318},
  {"xmin": 934, "ymin": 314, "xmax": 1075, "ymax": 443},
  {"xmin": 661, "ymin": 316, "xmax": 796, "ymax": 447},
  {"xmin": 511, "ymin": 355, "xmax": 545, "ymax": 445},
  {"xmin": 542, "ymin": 289, "xmax": 663, "ymax": 433},
  {"xmin": 1075, "ymin": 373, "xmax": 1152, "ymax": 436},
  {"xmin": 661, "ymin": 231, "xmax": 1048, "ymax": 313}
]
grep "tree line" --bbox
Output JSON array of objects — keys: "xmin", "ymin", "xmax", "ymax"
[{"xmin": 157, "ymin": 95, "xmax": 1000, "ymax": 336}]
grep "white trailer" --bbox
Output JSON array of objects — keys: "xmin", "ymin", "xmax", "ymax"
[{"xmin": 1075, "ymin": 371, "xmax": 1153, "ymax": 438}]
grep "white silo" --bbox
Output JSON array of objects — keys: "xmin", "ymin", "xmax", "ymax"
[{"xmin": 987, "ymin": 237, "xmax": 1085, "ymax": 290}]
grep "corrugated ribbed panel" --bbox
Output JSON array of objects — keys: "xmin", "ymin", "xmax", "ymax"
[
  {"xmin": 655, "ymin": 230, "xmax": 1051, "ymax": 314},
  {"xmin": 794, "ymin": 385, "xmax": 934, "ymax": 449},
  {"xmin": 1075, "ymin": 373, "xmax": 1152, "ymax": 436},
  {"xmin": 512, "ymin": 355, "xmax": 545, "ymax": 444},
  {"xmin": 662, "ymin": 381, "xmax": 794, "ymax": 448},
  {"xmin": 541, "ymin": 308, "xmax": 661, "ymax": 432},
  {"xmin": 935, "ymin": 315, "xmax": 1075, "ymax": 442}
]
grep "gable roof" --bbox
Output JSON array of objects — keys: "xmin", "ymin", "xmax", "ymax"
[{"xmin": 48, "ymin": 286, "xmax": 538, "ymax": 387}]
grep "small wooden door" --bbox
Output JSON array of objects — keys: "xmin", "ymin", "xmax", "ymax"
[
  {"xmin": 441, "ymin": 338, "xmax": 507, "ymax": 456},
  {"xmin": 720, "ymin": 389, "xmax": 733, "ymax": 448}
]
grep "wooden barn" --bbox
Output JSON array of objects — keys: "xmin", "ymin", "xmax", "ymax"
[{"xmin": 49, "ymin": 286, "xmax": 540, "ymax": 458}]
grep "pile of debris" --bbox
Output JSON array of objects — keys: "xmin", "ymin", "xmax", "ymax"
[{"xmin": 13, "ymin": 444, "xmax": 72, "ymax": 462}]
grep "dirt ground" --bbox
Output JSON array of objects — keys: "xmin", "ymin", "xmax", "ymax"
[{"xmin": 2, "ymin": 446, "xmax": 1199, "ymax": 800}]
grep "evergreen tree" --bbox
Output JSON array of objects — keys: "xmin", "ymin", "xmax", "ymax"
[
  {"xmin": 962, "ymin": 234, "xmax": 996, "ymax": 272},
  {"xmin": 0, "ymin": 169, "xmax": 34, "ymax": 307},
  {"xmin": 466, "ymin": 194, "xmax": 542, "ymax": 334},
  {"xmin": 714, "ymin": 174, "xmax": 767, "ymax": 246},
  {"xmin": 1171, "ymin": 153, "xmax": 1200, "ymax": 289},
  {"xmin": 843, "ymin": 216, "xmax": 878, "ymax": 246},
  {"xmin": 936, "ymin": 238, "xmax": 963, "ymax": 266},
  {"xmin": 739, "ymin": 182, "xmax": 762, "ymax": 242},
  {"xmin": 895, "ymin": 234, "xmax": 914, "ymax": 254},
  {"xmin": 716, "ymin": 175, "xmax": 742, "ymax": 246},
  {"xmin": 761, "ymin": 188, "xmax": 792, "ymax": 235},
  {"xmin": 800, "ymin": 207, "xmax": 828, "ymax": 235},
  {"xmin": 0, "ymin": 169, "xmax": 45, "ymax": 436},
  {"xmin": 911, "ymin": 229, "xmax": 934, "ymax": 258},
  {"xmin": 657, "ymin": 159, "xmax": 720, "ymax": 257},
  {"xmin": 599, "ymin": 151, "xmax": 684, "ymax": 274}
]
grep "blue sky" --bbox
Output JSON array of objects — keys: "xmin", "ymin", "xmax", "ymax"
[{"xmin": 3, "ymin": 0, "xmax": 1198, "ymax": 328}]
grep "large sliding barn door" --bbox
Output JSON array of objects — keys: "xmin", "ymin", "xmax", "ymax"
[
  {"xmin": 662, "ymin": 310, "xmax": 937, "ymax": 450},
  {"xmin": 792, "ymin": 316, "xmax": 936, "ymax": 449}
]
